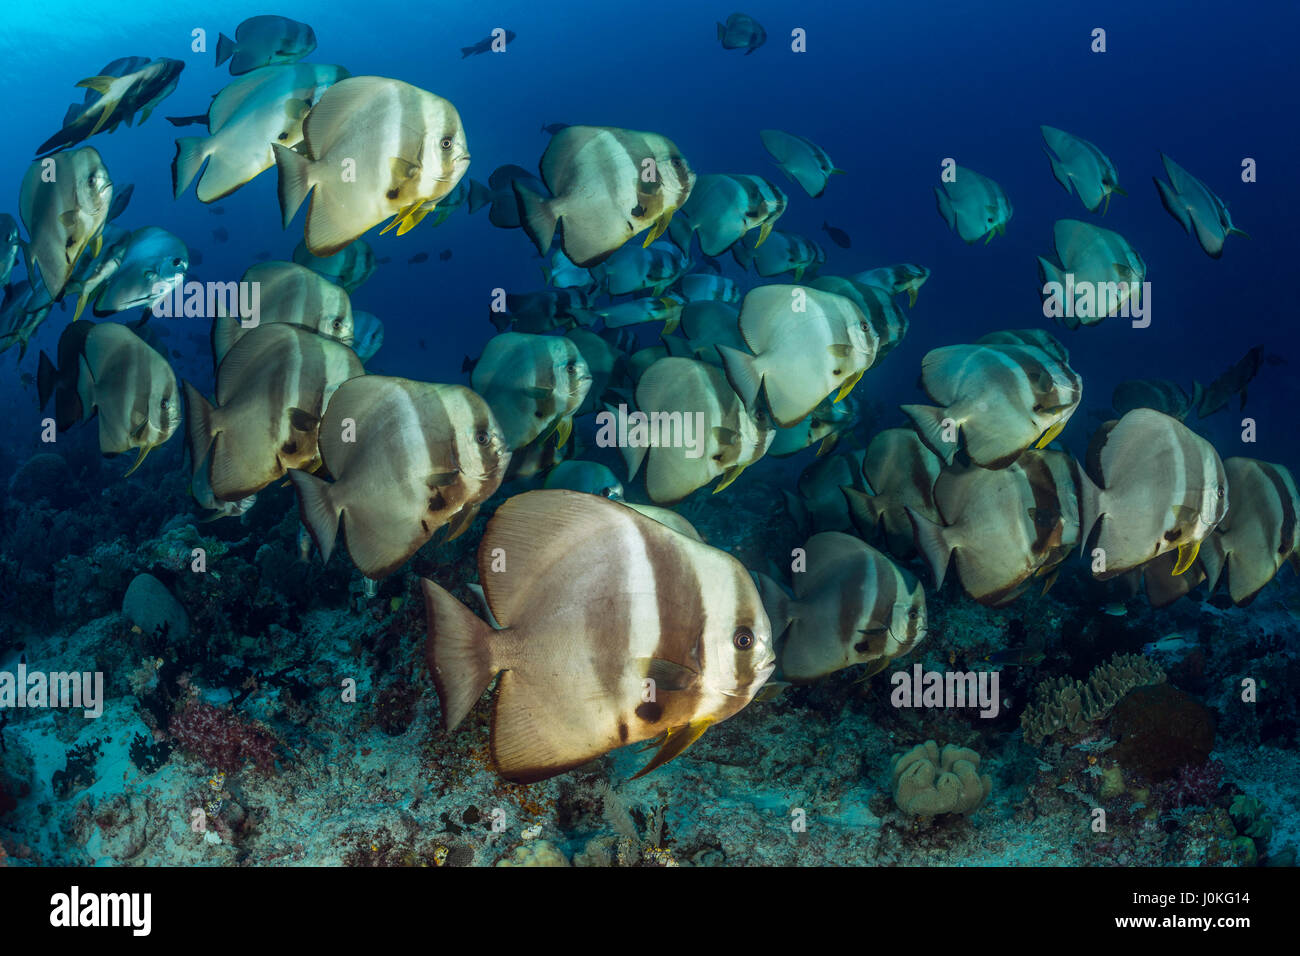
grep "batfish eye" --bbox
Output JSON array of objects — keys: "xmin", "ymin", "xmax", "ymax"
[
  {"xmin": 1217, "ymin": 487, "xmax": 1225, "ymax": 498},
  {"xmin": 909, "ymin": 608, "xmax": 919, "ymax": 620},
  {"xmin": 565, "ymin": 361, "xmax": 576, "ymax": 373},
  {"xmin": 860, "ymin": 321, "xmax": 869, "ymax": 331},
  {"xmin": 440, "ymin": 137, "xmax": 453, "ymax": 150},
  {"xmin": 475, "ymin": 429, "xmax": 489, "ymax": 445},
  {"xmin": 732, "ymin": 627, "xmax": 754, "ymax": 650}
]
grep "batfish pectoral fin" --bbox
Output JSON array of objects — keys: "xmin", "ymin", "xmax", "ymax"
[
  {"xmin": 1171, "ymin": 539, "xmax": 1201, "ymax": 576},
  {"xmin": 636, "ymin": 657, "xmax": 700, "ymax": 692},
  {"xmin": 833, "ymin": 369, "xmax": 863, "ymax": 403},
  {"xmin": 756, "ymin": 220, "xmax": 774, "ymax": 247},
  {"xmin": 815, "ymin": 432, "xmax": 839, "ymax": 457},
  {"xmin": 553, "ymin": 415, "xmax": 572, "ymax": 448},
  {"xmin": 713, "ymin": 463, "xmax": 746, "ymax": 493},
  {"xmin": 1035, "ymin": 420, "xmax": 1066, "ymax": 448},
  {"xmin": 907, "ymin": 288, "xmax": 918, "ymax": 308},
  {"xmin": 630, "ymin": 718, "xmax": 714, "ymax": 779}
]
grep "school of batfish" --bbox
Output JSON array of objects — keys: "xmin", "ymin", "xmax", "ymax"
[{"xmin": 7, "ymin": 13, "xmax": 1288, "ymax": 784}]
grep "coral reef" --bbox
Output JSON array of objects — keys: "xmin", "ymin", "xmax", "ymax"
[
  {"xmin": 1110, "ymin": 683, "xmax": 1216, "ymax": 782},
  {"xmin": 889, "ymin": 740, "xmax": 992, "ymax": 817},
  {"xmin": 1021, "ymin": 653, "xmax": 1166, "ymax": 745}
]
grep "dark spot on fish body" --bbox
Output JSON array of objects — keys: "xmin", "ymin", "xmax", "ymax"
[
  {"xmin": 387, "ymin": 189, "xmax": 399, "ymax": 200},
  {"xmin": 1164, "ymin": 527, "xmax": 1183, "ymax": 543},
  {"xmin": 281, "ymin": 439, "xmax": 298, "ymax": 455},
  {"xmin": 635, "ymin": 700, "xmax": 663, "ymax": 723},
  {"xmin": 618, "ymin": 721, "xmax": 629, "ymax": 742}
]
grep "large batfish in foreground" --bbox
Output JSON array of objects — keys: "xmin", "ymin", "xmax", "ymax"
[{"xmin": 422, "ymin": 489, "xmax": 775, "ymax": 783}]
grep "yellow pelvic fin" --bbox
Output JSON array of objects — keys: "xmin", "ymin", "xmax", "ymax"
[
  {"xmin": 72, "ymin": 293, "xmax": 89, "ymax": 322},
  {"xmin": 1171, "ymin": 539, "xmax": 1201, "ymax": 576},
  {"xmin": 907, "ymin": 288, "xmax": 918, "ymax": 308},
  {"xmin": 396, "ymin": 203, "xmax": 432, "ymax": 235},
  {"xmin": 1035, "ymin": 420, "xmax": 1066, "ymax": 448},
  {"xmin": 630, "ymin": 718, "xmax": 714, "ymax": 779},
  {"xmin": 90, "ymin": 234, "xmax": 102, "ymax": 259},
  {"xmin": 1039, "ymin": 565, "xmax": 1062, "ymax": 597},
  {"xmin": 122, "ymin": 443, "xmax": 152, "ymax": 478},
  {"xmin": 713, "ymin": 464, "xmax": 746, "ymax": 494},
  {"xmin": 643, "ymin": 210, "xmax": 673, "ymax": 247},
  {"xmin": 854, "ymin": 657, "xmax": 892, "ymax": 684},
  {"xmin": 833, "ymin": 368, "xmax": 864, "ymax": 403},
  {"xmin": 379, "ymin": 200, "xmax": 423, "ymax": 236},
  {"xmin": 756, "ymin": 220, "xmax": 774, "ymax": 247},
  {"xmin": 553, "ymin": 415, "xmax": 572, "ymax": 448}
]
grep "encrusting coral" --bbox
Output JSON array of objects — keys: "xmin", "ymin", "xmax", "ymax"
[
  {"xmin": 889, "ymin": 740, "xmax": 992, "ymax": 817},
  {"xmin": 1021, "ymin": 653, "xmax": 1166, "ymax": 745}
]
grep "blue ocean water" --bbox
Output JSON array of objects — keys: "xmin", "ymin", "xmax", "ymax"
[
  {"xmin": 1, "ymin": 0, "xmax": 1294, "ymax": 463},
  {"xmin": 0, "ymin": 1, "xmax": 1297, "ymax": 870}
]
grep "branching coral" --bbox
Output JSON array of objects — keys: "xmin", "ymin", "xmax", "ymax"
[
  {"xmin": 889, "ymin": 740, "xmax": 992, "ymax": 817},
  {"xmin": 1022, "ymin": 653, "xmax": 1166, "ymax": 745}
]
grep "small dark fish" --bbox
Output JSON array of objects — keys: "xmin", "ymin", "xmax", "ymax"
[
  {"xmin": 461, "ymin": 30, "xmax": 516, "ymax": 57},
  {"xmin": 1194, "ymin": 345, "xmax": 1264, "ymax": 417},
  {"xmin": 166, "ymin": 113, "xmax": 208, "ymax": 127},
  {"xmin": 408, "ymin": 252, "xmax": 429, "ymax": 264},
  {"xmin": 171, "ymin": 349, "xmax": 182, "ymax": 358},
  {"xmin": 213, "ymin": 227, "xmax": 229, "ymax": 242},
  {"xmin": 211, "ymin": 206, "xmax": 225, "ymax": 215},
  {"xmin": 418, "ymin": 338, "xmax": 427, "ymax": 350},
  {"xmin": 541, "ymin": 123, "xmax": 569, "ymax": 135},
  {"xmin": 254, "ymin": 250, "xmax": 271, "ymax": 261},
  {"xmin": 377, "ymin": 256, "xmax": 392, "ymax": 264},
  {"xmin": 984, "ymin": 635, "xmax": 1046, "ymax": 667},
  {"xmin": 439, "ymin": 249, "xmax": 452, "ymax": 261},
  {"xmin": 821, "ymin": 221, "xmax": 851, "ymax": 249},
  {"xmin": 462, "ymin": 354, "xmax": 478, "ymax": 374},
  {"xmin": 190, "ymin": 249, "xmax": 204, "ymax": 265}
]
